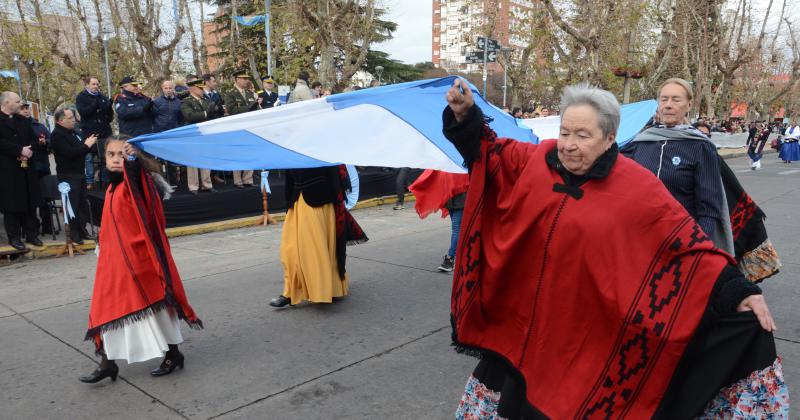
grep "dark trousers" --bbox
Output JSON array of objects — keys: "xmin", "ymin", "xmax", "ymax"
[
  {"xmin": 36, "ymin": 170, "xmax": 53, "ymax": 234},
  {"xmin": 58, "ymin": 173, "xmax": 89, "ymax": 241},
  {"xmin": 3, "ymin": 210, "xmax": 39, "ymax": 242},
  {"xmin": 395, "ymin": 167, "xmax": 411, "ymax": 204}
]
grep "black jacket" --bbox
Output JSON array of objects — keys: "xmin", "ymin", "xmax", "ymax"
[
  {"xmin": 621, "ymin": 134, "xmax": 723, "ymax": 238},
  {"xmin": 0, "ymin": 112, "xmax": 41, "ymax": 211},
  {"xmin": 115, "ymin": 91, "xmax": 154, "ymax": 137},
  {"xmin": 28, "ymin": 117, "xmax": 51, "ymax": 173},
  {"xmin": 51, "ymin": 124, "xmax": 91, "ymax": 175},
  {"xmin": 152, "ymin": 95, "xmax": 183, "ymax": 133},
  {"xmin": 285, "ymin": 167, "xmax": 342, "ymax": 208},
  {"xmin": 203, "ymin": 90, "xmax": 225, "ymax": 119},
  {"xmin": 259, "ymin": 91, "xmax": 279, "ymax": 109},
  {"xmin": 75, "ymin": 89, "xmax": 114, "ymax": 138}
]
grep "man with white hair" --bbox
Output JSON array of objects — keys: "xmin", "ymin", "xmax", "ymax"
[{"xmin": 0, "ymin": 91, "xmax": 43, "ymax": 250}]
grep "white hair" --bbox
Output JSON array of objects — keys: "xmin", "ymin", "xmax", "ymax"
[{"xmin": 559, "ymin": 83, "xmax": 620, "ymax": 138}]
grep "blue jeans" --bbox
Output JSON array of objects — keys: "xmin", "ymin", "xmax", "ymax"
[
  {"xmin": 448, "ymin": 208, "xmax": 463, "ymax": 258},
  {"xmin": 84, "ymin": 154, "xmax": 94, "ymax": 184}
]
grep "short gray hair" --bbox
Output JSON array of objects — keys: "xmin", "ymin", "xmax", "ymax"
[
  {"xmin": 559, "ymin": 83, "xmax": 620, "ymax": 138},
  {"xmin": 54, "ymin": 106, "xmax": 73, "ymax": 122},
  {"xmin": 0, "ymin": 91, "xmax": 15, "ymax": 106}
]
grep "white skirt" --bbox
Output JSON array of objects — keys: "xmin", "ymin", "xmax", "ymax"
[{"xmin": 102, "ymin": 307, "xmax": 184, "ymax": 363}]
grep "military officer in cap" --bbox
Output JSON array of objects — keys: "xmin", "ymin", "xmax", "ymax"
[
  {"xmin": 180, "ymin": 79, "xmax": 215, "ymax": 195},
  {"xmin": 223, "ymin": 70, "xmax": 258, "ymax": 188},
  {"xmin": 115, "ymin": 76, "xmax": 154, "ymax": 138},
  {"xmin": 257, "ymin": 76, "xmax": 280, "ymax": 109}
]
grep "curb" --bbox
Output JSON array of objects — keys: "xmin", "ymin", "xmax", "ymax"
[{"xmin": 1, "ymin": 194, "xmax": 416, "ymax": 260}]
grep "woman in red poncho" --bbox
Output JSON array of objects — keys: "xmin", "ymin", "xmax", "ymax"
[
  {"xmin": 79, "ymin": 137, "xmax": 202, "ymax": 384},
  {"xmin": 444, "ymin": 80, "xmax": 787, "ymax": 419}
]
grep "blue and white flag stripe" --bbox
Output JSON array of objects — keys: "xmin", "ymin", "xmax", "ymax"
[
  {"xmin": 130, "ymin": 77, "xmax": 536, "ymax": 173},
  {"xmin": 130, "ymin": 77, "xmax": 656, "ymax": 173},
  {"xmin": 520, "ymin": 99, "xmax": 657, "ymax": 146}
]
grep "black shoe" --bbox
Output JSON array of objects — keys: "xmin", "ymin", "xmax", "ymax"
[
  {"xmin": 79, "ymin": 364, "xmax": 119, "ymax": 383},
  {"xmin": 190, "ymin": 190, "xmax": 199, "ymax": 195},
  {"xmin": 71, "ymin": 236, "xmax": 84, "ymax": 245},
  {"xmin": 269, "ymin": 295, "xmax": 293, "ymax": 307},
  {"xmin": 393, "ymin": 202, "xmax": 404, "ymax": 210},
  {"xmin": 26, "ymin": 236, "xmax": 43, "ymax": 247},
  {"xmin": 150, "ymin": 352, "xmax": 184, "ymax": 377},
  {"xmin": 234, "ymin": 184, "xmax": 245, "ymax": 189},
  {"xmin": 438, "ymin": 255, "xmax": 455, "ymax": 272},
  {"xmin": 9, "ymin": 239, "xmax": 26, "ymax": 251},
  {"xmin": 81, "ymin": 231, "xmax": 96, "ymax": 241}
]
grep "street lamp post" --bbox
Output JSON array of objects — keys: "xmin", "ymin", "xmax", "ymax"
[
  {"xmin": 500, "ymin": 47, "xmax": 513, "ymax": 109},
  {"xmin": 375, "ymin": 65, "xmax": 384, "ymax": 85},
  {"xmin": 101, "ymin": 30, "xmax": 113, "ymax": 96},
  {"xmin": 265, "ymin": 0, "xmax": 272, "ymax": 76},
  {"xmin": 29, "ymin": 59, "xmax": 43, "ymax": 112},
  {"xmin": 12, "ymin": 53, "xmax": 23, "ymax": 99}
]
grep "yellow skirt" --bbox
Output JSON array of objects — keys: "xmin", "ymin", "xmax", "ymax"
[{"xmin": 280, "ymin": 193, "xmax": 348, "ymax": 304}]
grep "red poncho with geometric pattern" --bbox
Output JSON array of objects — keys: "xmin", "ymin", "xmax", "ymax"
[{"xmin": 451, "ymin": 134, "xmax": 735, "ymax": 418}]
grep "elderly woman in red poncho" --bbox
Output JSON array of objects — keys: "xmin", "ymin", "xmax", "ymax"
[
  {"xmin": 79, "ymin": 137, "xmax": 202, "ymax": 384},
  {"xmin": 443, "ymin": 79, "xmax": 788, "ymax": 419}
]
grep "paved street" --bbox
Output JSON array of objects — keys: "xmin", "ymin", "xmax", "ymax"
[{"xmin": 1, "ymin": 154, "xmax": 797, "ymax": 419}]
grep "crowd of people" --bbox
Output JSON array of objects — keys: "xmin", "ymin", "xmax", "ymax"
[{"xmin": 0, "ymin": 69, "xmax": 338, "ymax": 250}]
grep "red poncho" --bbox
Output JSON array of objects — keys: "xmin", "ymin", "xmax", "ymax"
[
  {"xmin": 451, "ymin": 132, "xmax": 736, "ymax": 418},
  {"xmin": 408, "ymin": 169, "xmax": 470, "ymax": 219},
  {"xmin": 85, "ymin": 164, "xmax": 201, "ymax": 351}
]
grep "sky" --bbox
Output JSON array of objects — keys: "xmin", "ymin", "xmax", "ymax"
[{"xmin": 375, "ymin": 0, "xmax": 433, "ymax": 64}]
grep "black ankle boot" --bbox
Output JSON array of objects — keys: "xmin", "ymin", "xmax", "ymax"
[
  {"xmin": 79, "ymin": 357, "xmax": 118, "ymax": 383},
  {"xmin": 151, "ymin": 346, "xmax": 184, "ymax": 377},
  {"xmin": 269, "ymin": 295, "xmax": 293, "ymax": 307}
]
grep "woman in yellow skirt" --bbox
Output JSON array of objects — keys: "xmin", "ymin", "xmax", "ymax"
[{"xmin": 270, "ymin": 165, "xmax": 367, "ymax": 307}]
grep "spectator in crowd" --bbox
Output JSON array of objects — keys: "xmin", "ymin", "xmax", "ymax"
[
  {"xmin": 176, "ymin": 74, "xmax": 196, "ymax": 100},
  {"xmin": 180, "ymin": 79, "xmax": 215, "ymax": 195},
  {"xmin": 76, "ymin": 76, "xmax": 114, "ymax": 188},
  {"xmin": 321, "ymin": 88, "xmax": 333, "ymax": 97},
  {"xmin": 202, "ymin": 73, "xmax": 226, "ymax": 185},
  {"xmin": 223, "ymin": 70, "xmax": 259, "ymax": 188},
  {"xmin": 257, "ymin": 76, "xmax": 280, "ymax": 109},
  {"xmin": 202, "ymin": 73, "xmax": 225, "ymax": 119},
  {"xmin": 311, "ymin": 81, "xmax": 324, "ymax": 97},
  {"xmin": 540, "ymin": 107, "xmax": 550, "ymax": 117},
  {"xmin": 19, "ymin": 102, "xmax": 53, "ymax": 235},
  {"xmin": 51, "ymin": 107, "xmax": 97, "ymax": 244},
  {"xmin": 288, "ymin": 70, "xmax": 314, "ymax": 104},
  {"xmin": 393, "ymin": 167, "xmax": 412, "ymax": 210},
  {"xmin": 152, "ymin": 80, "xmax": 182, "ymax": 133},
  {"xmin": 0, "ymin": 91, "xmax": 43, "ymax": 250},
  {"xmin": 115, "ymin": 76, "xmax": 154, "ymax": 137},
  {"xmin": 512, "ymin": 107, "xmax": 523, "ymax": 118}
]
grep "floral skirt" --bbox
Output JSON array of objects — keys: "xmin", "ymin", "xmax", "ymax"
[{"xmin": 455, "ymin": 358, "xmax": 789, "ymax": 419}]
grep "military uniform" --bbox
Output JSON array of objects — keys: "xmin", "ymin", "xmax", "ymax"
[
  {"xmin": 180, "ymin": 92, "xmax": 213, "ymax": 192},
  {"xmin": 223, "ymin": 76, "xmax": 258, "ymax": 187}
]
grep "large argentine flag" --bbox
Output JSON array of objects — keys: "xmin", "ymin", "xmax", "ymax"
[{"xmin": 130, "ymin": 77, "xmax": 535, "ymax": 174}]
